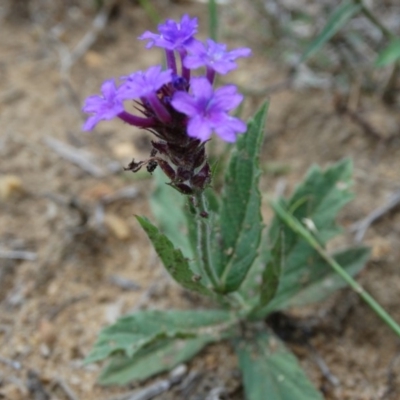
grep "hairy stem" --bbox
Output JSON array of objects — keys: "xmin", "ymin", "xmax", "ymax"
[
  {"xmin": 271, "ymin": 200, "xmax": 400, "ymax": 338},
  {"xmin": 194, "ymin": 192, "xmax": 220, "ymax": 290}
]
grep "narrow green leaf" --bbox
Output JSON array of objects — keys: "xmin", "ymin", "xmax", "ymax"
[
  {"xmin": 136, "ymin": 215, "xmax": 211, "ymax": 296},
  {"xmin": 99, "ymin": 337, "xmax": 211, "ymax": 385},
  {"xmin": 215, "ymin": 102, "xmax": 268, "ymax": 293},
  {"xmin": 285, "ymin": 246, "xmax": 370, "ymax": 308},
  {"xmin": 259, "ymin": 231, "xmax": 284, "ymax": 308},
  {"xmin": 301, "ymin": 1, "xmax": 362, "ymax": 62},
  {"xmin": 86, "ymin": 309, "xmax": 236, "ymax": 364},
  {"xmin": 376, "ymin": 38, "xmax": 400, "ymax": 67},
  {"xmin": 150, "ymin": 169, "xmax": 193, "ymax": 259},
  {"xmin": 253, "ymin": 159, "xmax": 369, "ymax": 317},
  {"xmin": 236, "ymin": 331, "xmax": 323, "ymax": 400}
]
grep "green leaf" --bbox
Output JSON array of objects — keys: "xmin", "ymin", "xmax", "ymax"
[
  {"xmin": 183, "ymin": 188, "xmax": 220, "ymax": 283},
  {"xmin": 214, "ymin": 102, "xmax": 268, "ymax": 293},
  {"xmin": 136, "ymin": 215, "xmax": 211, "ymax": 296},
  {"xmin": 259, "ymin": 231, "xmax": 284, "ymax": 308},
  {"xmin": 376, "ymin": 38, "xmax": 400, "ymax": 67},
  {"xmin": 99, "ymin": 337, "xmax": 211, "ymax": 385},
  {"xmin": 285, "ymin": 246, "xmax": 370, "ymax": 308},
  {"xmin": 253, "ymin": 159, "xmax": 369, "ymax": 317},
  {"xmin": 150, "ymin": 169, "xmax": 193, "ymax": 259},
  {"xmin": 236, "ymin": 331, "xmax": 323, "ymax": 400},
  {"xmin": 301, "ymin": 1, "xmax": 362, "ymax": 62},
  {"xmin": 86, "ymin": 309, "xmax": 237, "ymax": 364}
]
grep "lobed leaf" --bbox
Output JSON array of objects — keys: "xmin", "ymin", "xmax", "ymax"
[
  {"xmin": 86, "ymin": 309, "xmax": 236, "ymax": 364},
  {"xmin": 214, "ymin": 102, "xmax": 268, "ymax": 293},
  {"xmin": 301, "ymin": 1, "xmax": 362, "ymax": 62},
  {"xmin": 235, "ymin": 331, "xmax": 323, "ymax": 400},
  {"xmin": 136, "ymin": 215, "xmax": 211, "ymax": 296},
  {"xmin": 284, "ymin": 246, "xmax": 370, "ymax": 308},
  {"xmin": 251, "ymin": 159, "xmax": 370, "ymax": 317}
]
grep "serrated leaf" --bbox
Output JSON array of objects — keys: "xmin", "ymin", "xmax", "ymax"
[
  {"xmin": 285, "ymin": 246, "xmax": 370, "ymax": 308},
  {"xmin": 236, "ymin": 331, "xmax": 323, "ymax": 400},
  {"xmin": 301, "ymin": 1, "xmax": 362, "ymax": 62},
  {"xmin": 86, "ymin": 309, "xmax": 236, "ymax": 364},
  {"xmin": 375, "ymin": 39, "xmax": 400, "ymax": 67},
  {"xmin": 259, "ymin": 231, "xmax": 284, "ymax": 308},
  {"xmin": 253, "ymin": 159, "xmax": 368, "ymax": 317},
  {"xmin": 99, "ymin": 337, "xmax": 211, "ymax": 385},
  {"xmin": 136, "ymin": 215, "xmax": 211, "ymax": 296},
  {"xmin": 214, "ymin": 102, "xmax": 268, "ymax": 293}
]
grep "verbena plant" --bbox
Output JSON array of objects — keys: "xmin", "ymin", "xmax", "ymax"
[{"xmin": 81, "ymin": 14, "xmax": 400, "ymax": 399}]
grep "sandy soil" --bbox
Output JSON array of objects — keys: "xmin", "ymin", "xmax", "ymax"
[{"xmin": 1, "ymin": 1, "xmax": 400, "ymax": 399}]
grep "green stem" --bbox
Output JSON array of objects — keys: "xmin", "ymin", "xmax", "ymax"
[
  {"xmin": 194, "ymin": 192, "xmax": 220, "ymax": 290},
  {"xmin": 382, "ymin": 61, "xmax": 400, "ymax": 104},
  {"xmin": 208, "ymin": 0, "xmax": 218, "ymax": 41},
  {"xmin": 355, "ymin": 0, "xmax": 395, "ymax": 40},
  {"xmin": 137, "ymin": 0, "xmax": 160, "ymax": 24},
  {"xmin": 270, "ymin": 200, "xmax": 400, "ymax": 338}
]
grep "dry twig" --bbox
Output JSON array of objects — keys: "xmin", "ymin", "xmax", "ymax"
[
  {"xmin": 334, "ymin": 99, "xmax": 382, "ymax": 141},
  {"xmin": 43, "ymin": 136, "xmax": 107, "ymax": 178},
  {"xmin": 60, "ymin": 0, "xmax": 119, "ymax": 74},
  {"xmin": 108, "ymin": 274, "xmax": 141, "ymax": 291},
  {"xmin": 107, "ymin": 365, "xmax": 187, "ymax": 400},
  {"xmin": 351, "ymin": 190, "xmax": 400, "ymax": 242},
  {"xmin": 0, "ymin": 356, "xmax": 22, "ymax": 370},
  {"xmin": 101, "ymin": 187, "xmax": 139, "ymax": 204},
  {"xmin": 52, "ymin": 378, "xmax": 80, "ymax": 400},
  {"xmin": 0, "ymin": 250, "xmax": 37, "ymax": 261},
  {"xmin": 307, "ymin": 343, "xmax": 340, "ymax": 387}
]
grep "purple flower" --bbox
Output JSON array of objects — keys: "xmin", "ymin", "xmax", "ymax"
[
  {"xmin": 118, "ymin": 66, "xmax": 172, "ymax": 100},
  {"xmin": 171, "ymin": 77, "xmax": 246, "ymax": 143},
  {"xmin": 139, "ymin": 14, "xmax": 198, "ymax": 51},
  {"xmin": 82, "ymin": 79, "xmax": 124, "ymax": 131},
  {"xmin": 118, "ymin": 66, "xmax": 173, "ymax": 124},
  {"xmin": 184, "ymin": 39, "xmax": 252, "ymax": 75}
]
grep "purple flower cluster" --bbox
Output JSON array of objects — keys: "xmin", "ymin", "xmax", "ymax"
[
  {"xmin": 83, "ymin": 14, "xmax": 250, "ymax": 142},
  {"xmin": 82, "ymin": 15, "xmax": 251, "ymax": 194}
]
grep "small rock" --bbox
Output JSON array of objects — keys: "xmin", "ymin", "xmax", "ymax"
[
  {"xmin": 0, "ymin": 175, "xmax": 24, "ymax": 200},
  {"xmin": 104, "ymin": 213, "xmax": 131, "ymax": 240},
  {"xmin": 369, "ymin": 237, "xmax": 391, "ymax": 261},
  {"xmin": 38, "ymin": 319, "xmax": 57, "ymax": 348},
  {"xmin": 80, "ymin": 183, "xmax": 114, "ymax": 202},
  {"xmin": 104, "ymin": 300, "xmax": 123, "ymax": 324},
  {"xmin": 112, "ymin": 141, "xmax": 136, "ymax": 159},
  {"xmin": 83, "ymin": 51, "xmax": 104, "ymax": 68}
]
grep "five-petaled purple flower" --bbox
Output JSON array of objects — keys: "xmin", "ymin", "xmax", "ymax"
[
  {"xmin": 119, "ymin": 66, "xmax": 173, "ymax": 123},
  {"xmin": 82, "ymin": 79, "xmax": 123, "ymax": 131},
  {"xmin": 172, "ymin": 77, "xmax": 246, "ymax": 143},
  {"xmin": 139, "ymin": 14, "xmax": 198, "ymax": 51},
  {"xmin": 82, "ymin": 14, "xmax": 251, "ymax": 193},
  {"xmin": 185, "ymin": 39, "xmax": 251, "ymax": 82}
]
